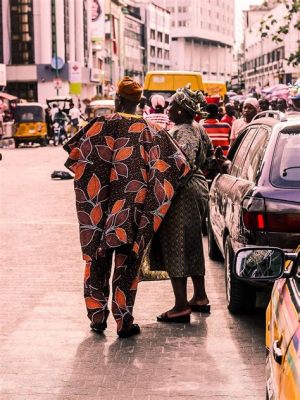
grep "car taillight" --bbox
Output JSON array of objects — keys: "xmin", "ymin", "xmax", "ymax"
[
  {"xmin": 265, "ymin": 200, "xmax": 300, "ymax": 233},
  {"xmin": 242, "ymin": 197, "xmax": 266, "ymax": 231},
  {"xmin": 242, "ymin": 197, "xmax": 300, "ymax": 233}
]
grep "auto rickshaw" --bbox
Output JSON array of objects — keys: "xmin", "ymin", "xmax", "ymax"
[
  {"xmin": 88, "ymin": 99, "xmax": 115, "ymax": 119},
  {"xmin": 13, "ymin": 103, "xmax": 48, "ymax": 148}
]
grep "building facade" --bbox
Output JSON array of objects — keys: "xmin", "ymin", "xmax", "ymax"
[
  {"xmin": 164, "ymin": 0, "xmax": 235, "ymax": 81},
  {"xmin": 136, "ymin": 0, "xmax": 171, "ymax": 72},
  {"xmin": 1, "ymin": 0, "xmax": 102, "ymax": 103},
  {"xmin": 243, "ymin": 3, "xmax": 300, "ymax": 91},
  {"xmin": 123, "ymin": 4, "xmax": 144, "ymax": 83}
]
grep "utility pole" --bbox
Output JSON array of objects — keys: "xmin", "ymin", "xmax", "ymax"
[{"xmin": 52, "ymin": 0, "xmax": 59, "ymax": 96}]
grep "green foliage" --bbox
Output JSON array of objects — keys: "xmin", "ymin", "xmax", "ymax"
[{"xmin": 259, "ymin": 0, "xmax": 300, "ymax": 65}]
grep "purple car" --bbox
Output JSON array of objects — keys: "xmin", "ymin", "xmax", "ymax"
[{"xmin": 208, "ymin": 116, "xmax": 300, "ymax": 314}]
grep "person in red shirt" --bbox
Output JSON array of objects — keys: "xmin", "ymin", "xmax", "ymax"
[
  {"xmin": 202, "ymin": 103, "xmax": 231, "ymax": 155},
  {"xmin": 221, "ymin": 103, "xmax": 236, "ymax": 126}
]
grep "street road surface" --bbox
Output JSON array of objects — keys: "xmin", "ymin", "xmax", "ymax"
[{"xmin": 0, "ymin": 146, "xmax": 266, "ymax": 400}]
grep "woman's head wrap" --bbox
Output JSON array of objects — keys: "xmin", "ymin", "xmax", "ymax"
[
  {"xmin": 117, "ymin": 76, "xmax": 143, "ymax": 103},
  {"xmin": 150, "ymin": 94, "xmax": 165, "ymax": 109},
  {"xmin": 172, "ymin": 84, "xmax": 205, "ymax": 116},
  {"xmin": 244, "ymin": 97, "xmax": 259, "ymax": 112}
]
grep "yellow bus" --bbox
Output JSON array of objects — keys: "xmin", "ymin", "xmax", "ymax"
[
  {"xmin": 143, "ymin": 71, "xmax": 204, "ymax": 101},
  {"xmin": 203, "ymin": 81, "xmax": 227, "ymax": 98}
]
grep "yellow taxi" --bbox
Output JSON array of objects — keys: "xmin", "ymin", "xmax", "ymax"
[{"xmin": 234, "ymin": 245, "xmax": 300, "ymax": 400}]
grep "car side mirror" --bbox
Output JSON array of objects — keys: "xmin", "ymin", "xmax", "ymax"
[{"xmin": 234, "ymin": 247, "xmax": 285, "ymax": 281}]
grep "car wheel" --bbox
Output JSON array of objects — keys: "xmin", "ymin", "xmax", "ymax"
[
  {"xmin": 224, "ymin": 236, "xmax": 256, "ymax": 314},
  {"xmin": 40, "ymin": 138, "xmax": 47, "ymax": 147},
  {"xmin": 207, "ymin": 216, "xmax": 223, "ymax": 261}
]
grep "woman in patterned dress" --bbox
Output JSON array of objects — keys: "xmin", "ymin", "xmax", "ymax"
[{"xmin": 156, "ymin": 85, "xmax": 210, "ymax": 323}]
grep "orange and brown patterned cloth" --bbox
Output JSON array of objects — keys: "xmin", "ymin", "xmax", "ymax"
[{"xmin": 64, "ymin": 113, "xmax": 191, "ymax": 261}]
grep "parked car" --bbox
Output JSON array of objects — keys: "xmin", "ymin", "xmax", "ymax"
[
  {"xmin": 208, "ymin": 116, "xmax": 300, "ymax": 313},
  {"xmin": 234, "ymin": 245, "xmax": 300, "ymax": 400}
]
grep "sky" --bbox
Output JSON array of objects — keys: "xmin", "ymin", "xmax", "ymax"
[{"xmin": 235, "ymin": 0, "xmax": 263, "ymax": 45}]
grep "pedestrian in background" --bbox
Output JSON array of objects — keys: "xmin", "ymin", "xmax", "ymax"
[
  {"xmin": 64, "ymin": 76, "xmax": 191, "ymax": 337},
  {"xmin": 153, "ymin": 85, "xmax": 210, "ymax": 323},
  {"xmin": 221, "ymin": 103, "xmax": 236, "ymax": 127},
  {"xmin": 136, "ymin": 95, "xmax": 150, "ymax": 116},
  {"xmin": 233, "ymin": 100, "xmax": 241, "ymax": 118},
  {"xmin": 270, "ymin": 99, "xmax": 278, "ymax": 110},
  {"xmin": 69, "ymin": 102, "xmax": 81, "ymax": 136},
  {"xmin": 230, "ymin": 98, "xmax": 259, "ymax": 144},
  {"xmin": 202, "ymin": 103, "xmax": 231, "ymax": 155},
  {"xmin": 145, "ymin": 94, "xmax": 172, "ymax": 130},
  {"xmin": 258, "ymin": 97, "xmax": 270, "ymax": 112}
]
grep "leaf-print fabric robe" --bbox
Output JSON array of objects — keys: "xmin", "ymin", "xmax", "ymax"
[{"xmin": 64, "ymin": 113, "xmax": 191, "ymax": 262}]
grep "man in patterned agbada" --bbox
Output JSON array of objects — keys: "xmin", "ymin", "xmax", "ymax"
[{"xmin": 64, "ymin": 77, "xmax": 191, "ymax": 338}]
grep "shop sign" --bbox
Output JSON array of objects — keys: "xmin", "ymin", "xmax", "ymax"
[{"xmin": 69, "ymin": 62, "xmax": 82, "ymax": 83}]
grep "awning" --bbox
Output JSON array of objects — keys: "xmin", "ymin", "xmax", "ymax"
[{"xmin": 0, "ymin": 92, "xmax": 18, "ymax": 101}]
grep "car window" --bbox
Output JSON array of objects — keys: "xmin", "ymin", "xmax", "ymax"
[
  {"xmin": 271, "ymin": 126, "xmax": 300, "ymax": 188},
  {"xmin": 240, "ymin": 127, "xmax": 270, "ymax": 182},
  {"xmin": 230, "ymin": 127, "xmax": 258, "ymax": 177}
]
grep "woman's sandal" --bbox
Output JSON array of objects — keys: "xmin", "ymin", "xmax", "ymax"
[
  {"xmin": 118, "ymin": 323, "xmax": 141, "ymax": 339},
  {"xmin": 189, "ymin": 304, "xmax": 211, "ymax": 313},
  {"xmin": 157, "ymin": 312, "xmax": 191, "ymax": 323}
]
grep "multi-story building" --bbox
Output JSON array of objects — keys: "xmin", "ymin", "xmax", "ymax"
[
  {"xmin": 135, "ymin": 0, "xmax": 171, "ymax": 72},
  {"xmin": 122, "ymin": 3, "xmax": 144, "ymax": 83},
  {"xmin": 164, "ymin": 0, "xmax": 235, "ymax": 81},
  {"xmin": 243, "ymin": 3, "xmax": 300, "ymax": 91},
  {"xmin": 1, "ymin": 0, "xmax": 102, "ymax": 103},
  {"xmin": 103, "ymin": 0, "xmax": 126, "ymax": 87}
]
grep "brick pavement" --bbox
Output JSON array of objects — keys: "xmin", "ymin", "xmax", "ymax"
[{"xmin": 0, "ymin": 147, "xmax": 265, "ymax": 400}]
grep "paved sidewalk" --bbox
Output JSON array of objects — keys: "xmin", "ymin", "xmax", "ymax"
[{"xmin": 0, "ymin": 147, "xmax": 265, "ymax": 400}]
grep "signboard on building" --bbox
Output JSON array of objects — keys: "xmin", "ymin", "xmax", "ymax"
[
  {"xmin": 90, "ymin": 68, "xmax": 101, "ymax": 83},
  {"xmin": 91, "ymin": 0, "xmax": 105, "ymax": 45},
  {"xmin": 0, "ymin": 64, "xmax": 7, "ymax": 87},
  {"xmin": 69, "ymin": 62, "xmax": 82, "ymax": 83},
  {"xmin": 53, "ymin": 77, "xmax": 62, "ymax": 89}
]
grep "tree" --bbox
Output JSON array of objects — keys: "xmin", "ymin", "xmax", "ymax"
[{"xmin": 259, "ymin": 0, "xmax": 300, "ymax": 66}]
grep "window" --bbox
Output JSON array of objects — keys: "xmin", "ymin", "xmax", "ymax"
[
  {"xmin": 230, "ymin": 128, "xmax": 258, "ymax": 177},
  {"xmin": 10, "ymin": 0, "xmax": 35, "ymax": 64},
  {"xmin": 165, "ymin": 34, "xmax": 169, "ymax": 44},
  {"xmin": 150, "ymin": 29, "xmax": 155, "ymax": 40},
  {"xmin": 157, "ymin": 32, "xmax": 163, "ymax": 42},
  {"xmin": 51, "ymin": 0, "xmax": 56, "ymax": 58},
  {"xmin": 150, "ymin": 46, "xmax": 155, "ymax": 57},
  {"xmin": 83, "ymin": 0, "xmax": 88, "ymax": 67},
  {"xmin": 271, "ymin": 128, "xmax": 300, "ymax": 188},
  {"xmin": 240, "ymin": 127, "xmax": 270, "ymax": 182},
  {"xmin": 157, "ymin": 48, "xmax": 162, "ymax": 59},
  {"xmin": 64, "ymin": 0, "xmax": 70, "ymax": 62},
  {"xmin": 6, "ymin": 81, "xmax": 37, "ymax": 102},
  {"xmin": 164, "ymin": 50, "xmax": 169, "ymax": 60}
]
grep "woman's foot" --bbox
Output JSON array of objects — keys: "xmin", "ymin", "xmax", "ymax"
[
  {"xmin": 188, "ymin": 297, "xmax": 210, "ymax": 313},
  {"xmin": 157, "ymin": 307, "xmax": 191, "ymax": 323}
]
